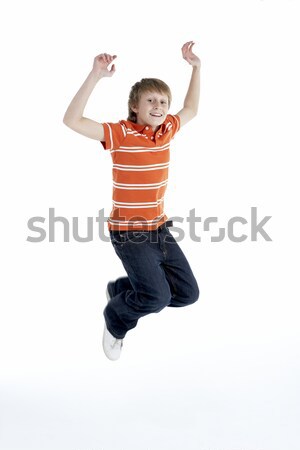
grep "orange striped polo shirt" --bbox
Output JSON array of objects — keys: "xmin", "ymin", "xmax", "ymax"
[{"xmin": 100, "ymin": 114, "xmax": 180, "ymax": 231}]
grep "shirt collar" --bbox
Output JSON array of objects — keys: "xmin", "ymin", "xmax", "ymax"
[{"xmin": 122, "ymin": 116, "xmax": 169, "ymax": 134}]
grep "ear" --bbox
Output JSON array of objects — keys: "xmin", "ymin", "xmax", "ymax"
[{"xmin": 131, "ymin": 104, "xmax": 138, "ymax": 113}]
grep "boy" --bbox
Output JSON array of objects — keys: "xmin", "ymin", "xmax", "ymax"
[{"xmin": 63, "ymin": 41, "xmax": 201, "ymax": 361}]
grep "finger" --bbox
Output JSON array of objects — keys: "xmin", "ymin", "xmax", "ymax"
[
  {"xmin": 181, "ymin": 42, "xmax": 190, "ymax": 52},
  {"xmin": 182, "ymin": 41, "xmax": 193, "ymax": 56},
  {"xmin": 109, "ymin": 64, "xmax": 116, "ymax": 75},
  {"xmin": 186, "ymin": 42, "xmax": 194, "ymax": 52},
  {"xmin": 182, "ymin": 40, "xmax": 193, "ymax": 47},
  {"xmin": 107, "ymin": 54, "xmax": 117, "ymax": 64},
  {"xmin": 96, "ymin": 54, "xmax": 105, "ymax": 63},
  {"xmin": 181, "ymin": 45, "xmax": 189, "ymax": 57}
]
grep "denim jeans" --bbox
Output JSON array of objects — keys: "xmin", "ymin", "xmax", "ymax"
[{"xmin": 104, "ymin": 223, "xmax": 200, "ymax": 339}]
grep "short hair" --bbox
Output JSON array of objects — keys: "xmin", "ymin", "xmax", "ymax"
[{"xmin": 127, "ymin": 78, "xmax": 172, "ymax": 123}]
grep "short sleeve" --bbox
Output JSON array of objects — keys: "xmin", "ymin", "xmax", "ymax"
[
  {"xmin": 165, "ymin": 114, "xmax": 181, "ymax": 139},
  {"xmin": 100, "ymin": 121, "xmax": 127, "ymax": 151}
]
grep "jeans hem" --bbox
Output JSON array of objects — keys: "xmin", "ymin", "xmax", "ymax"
[
  {"xmin": 107, "ymin": 324, "xmax": 126, "ymax": 340},
  {"xmin": 104, "ymin": 313, "xmax": 126, "ymax": 340}
]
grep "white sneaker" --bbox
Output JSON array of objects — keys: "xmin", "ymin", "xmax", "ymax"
[
  {"xmin": 105, "ymin": 285, "xmax": 112, "ymax": 302},
  {"xmin": 102, "ymin": 324, "xmax": 123, "ymax": 361},
  {"xmin": 102, "ymin": 281, "xmax": 123, "ymax": 361}
]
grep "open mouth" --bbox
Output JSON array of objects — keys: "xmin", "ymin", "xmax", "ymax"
[{"xmin": 150, "ymin": 113, "xmax": 163, "ymax": 117}]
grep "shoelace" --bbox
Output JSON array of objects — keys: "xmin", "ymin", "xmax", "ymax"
[{"xmin": 111, "ymin": 338, "xmax": 123, "ymax": 349}]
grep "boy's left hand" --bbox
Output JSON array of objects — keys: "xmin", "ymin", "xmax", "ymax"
[{"xmin": 182, "ymin": 41, "xmax": 201, "ymax": 68}]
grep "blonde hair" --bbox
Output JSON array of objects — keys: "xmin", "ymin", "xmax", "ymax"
[{"xmin": 127, "ymin": 78, "xmax": 172, "ymax": 123}]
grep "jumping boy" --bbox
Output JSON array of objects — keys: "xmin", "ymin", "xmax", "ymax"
[{"xmin": 63, "ymin": 41, "xmax": 201, "ymax": 361}]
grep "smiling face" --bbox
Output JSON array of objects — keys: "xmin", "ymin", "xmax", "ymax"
[{"xmin": 131, "ymin": 90, "xmax": 170, "ymax": 131}]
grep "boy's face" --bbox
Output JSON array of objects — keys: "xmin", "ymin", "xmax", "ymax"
[{"xmin": 132, "ymin": 90, "xmax": 169, "ymax": 131}]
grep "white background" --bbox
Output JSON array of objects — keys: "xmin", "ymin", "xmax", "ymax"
[{"xmin": 1, "ymin": 1, "xmax": 300, "ymax": 449}]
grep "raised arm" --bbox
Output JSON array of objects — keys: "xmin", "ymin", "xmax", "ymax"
[
  {"xmin": 176, "ymin": 41, "xmax": 201, "ymax": 127},
  {"xmin": 63, "ymin": 53, "xmax": 117, "ymax": 141}
]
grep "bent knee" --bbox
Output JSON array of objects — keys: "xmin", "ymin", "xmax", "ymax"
[
  {"xmin": 134, "ymin": 291, "xmax": 171, "ymax": 314},
  {"xmin": 189, "ymin": 282, "xmax": 200, "ymax": 304},
  {"xmin": 152, "ymin": 295, "xmax": 172, "ymax": 313}
]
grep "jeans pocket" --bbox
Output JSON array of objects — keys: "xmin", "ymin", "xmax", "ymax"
[{"xmin": 164, "ymin": 228, "xmax": 176, "ymax": 244}]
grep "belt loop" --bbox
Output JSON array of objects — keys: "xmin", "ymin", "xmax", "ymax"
[{"xmin": 158, "ymin": 220, "xmax": 173, "ymax": 232}]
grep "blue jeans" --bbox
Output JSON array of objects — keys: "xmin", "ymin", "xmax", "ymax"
[{"xmin": 104, "ymin": 223, "xmax": 200, "ymax": 339}]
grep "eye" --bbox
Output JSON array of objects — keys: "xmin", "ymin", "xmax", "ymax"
[
  {"xmin": 161, "ymin": 100, "xmax": 167, "ymax": 104},
  {"xmin": 147, "ymin": 99, "xmax": 153, "ymax": 102}
]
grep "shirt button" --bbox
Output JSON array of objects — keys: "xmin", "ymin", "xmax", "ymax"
[
  {"xmin": 151, "ymin": 136, "xmax": 154, "ymax": 140},
  {"xmin": 145, "ymin": 126, "xmax": 149, "ymax": 130}
]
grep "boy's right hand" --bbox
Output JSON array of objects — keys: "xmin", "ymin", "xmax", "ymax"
[{"xmin": 92, "ymin": 53, "xmax": 117, "ymax": 78}]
